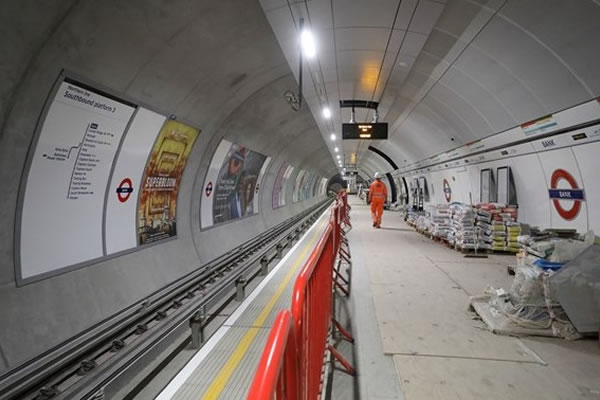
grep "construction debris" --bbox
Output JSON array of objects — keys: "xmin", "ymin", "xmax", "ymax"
[{"xmin": 470, "ymin": 230, "xmax": 597, "ymax": 339}]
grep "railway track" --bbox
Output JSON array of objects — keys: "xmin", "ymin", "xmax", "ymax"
[{"xmin": 0, "ymin": 199, "xmax": 332, "ymax": 400}]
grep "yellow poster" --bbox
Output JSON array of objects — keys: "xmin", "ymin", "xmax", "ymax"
[{"xmin": 137, "ymin": 120, "xmax": 199, "ymax": 245}]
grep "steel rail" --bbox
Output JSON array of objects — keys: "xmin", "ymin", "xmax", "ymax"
[{"xmin": 0, "ymin": 199, "xmax": 332, "ymax": 400}]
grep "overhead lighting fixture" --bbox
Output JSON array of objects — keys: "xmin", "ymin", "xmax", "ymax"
[
  {"xmin": 398, "ymin": 61, "xmax": 408, "ymax": 67},
  {"xmin": 330, "ymin": 133, "xmax": 336, "ymax": 141},
  {"xmin": 322, "ymin": 107, "xmax": 331, "ymax": 119},
  {"xmin": 336, "ymin": 154, "xmax": 341, "ymax": 159},
  {"xmin": 300, "ymin": 27, "xmax": 316, "ymax": 59},
  {"xmin": 334, "ymin": 147, "xmax": 339, "ymax": 152}
]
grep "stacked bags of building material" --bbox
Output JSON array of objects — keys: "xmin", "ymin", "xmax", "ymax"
[
  {"xmin": 475, "ymin": 205, "xmax": 495, "ymax": 250},
  {"xmin": 449, "ymin": 203, "xmax": 476, "ymax": 249},
  {"xmin": 501, "ymin": 206, "xmax": 521, "ymax": 252},
  {"xmin": 426, "ymin": 204, "xmax": 453, "ymax": 239},
  {"xmin": 476, "ymin": 203, "xmax": 522, "ymax": 252},
  {"xmin": 416, "ymin": 215, "xmax": 431, "ymax": 234},
  {"xmin": 406, "ymin": 211, "xmax": 421, "ymax": 226},
  {"xmin": 491, "ymin": 221, "xmax": 508, "ymax": 251}
]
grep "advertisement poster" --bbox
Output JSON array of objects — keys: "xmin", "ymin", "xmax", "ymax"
[
  {"xmin": 300, "ymin": 173, "xmax": 311, "ymax": 201},
  {"xmin": 201, "ymin": 140, "xmax": 269, "ymax": 228},
  {"xmin": 272, "ymin": 162, "xmax": 289, "ymax": 209},
  {"xmin": 138, "ymin": 120, "xmax": 199, "ymax": 245},
  {"xmin": 320, "ymin": 177, "xmax": 328, "ymax": 196},
  {"xmin": 19, "ymin": 78, "xmax": 136, "ymax": 281},
  {"xmin": 213, "ymin": 143, "xmax": 268, "ymax": 224},
  {"xmin": 312, "ymin": 175, "xmax": 321, "ymax": 197},
  {"xmin": 280, "ymin": 165, "xmax": 295, "ymax": 207},
  {"xmin": 307, "ymin": 174, "xmax": 318, "ymax": 199},
  {"xmin": 293, "ymin": 170, "xmax": 306, "ymax": 202}
]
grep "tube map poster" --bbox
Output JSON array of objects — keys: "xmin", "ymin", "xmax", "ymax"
[{"xmin": 137, "ymin": 120, "xmax": 199, "ymax": 245}]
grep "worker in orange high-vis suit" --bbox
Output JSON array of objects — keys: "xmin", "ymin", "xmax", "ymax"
[{"xmin": 368, "ymin": 172, "xmax": 387, "ymax": 228}]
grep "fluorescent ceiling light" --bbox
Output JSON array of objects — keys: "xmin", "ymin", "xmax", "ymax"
[
  {"xmin": 330, "ymin": 133, "xmax": 336, "ymax": 141},
  {"xmin": 322, "ymin": 107, "xmax": 331, "ymax": 119},
  {"xmin": 300, "ymin": 28, "xmax": 316, "ymax": 59},
  {"xmin": 334, "ymin": 147, "xmax": 339, "ymax": 152},
  {"xmin": 336, "ymin": 154, "xmax": 341, "ymax": 159}
]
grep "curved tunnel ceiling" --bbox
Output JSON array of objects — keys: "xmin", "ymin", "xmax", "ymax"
[
  {"xmin": 0, "ymin": 0, "xmax": 338, "ymax": 182},
  {"xmin": 0, "ymin": 0, "xmax": 342, "ymax": 287},
  {"xmin": 260, "ymin": 0, "xmax": 600, "ymax": 175},
  {"xmin": 0, "ymin": 0, "xmax": 338, "ymax": 372},
  {"xmin": 2, "ymin": 0, "xmax": 600, "ymax": 181}
]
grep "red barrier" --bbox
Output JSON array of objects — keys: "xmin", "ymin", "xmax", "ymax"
[
  {"xmin": 291, "ymin": 220, "xmax": 335, "ymax": 399},
  {"xmin": 247, "ymin": 310, "xmax": 298, "ymax": 400},
  {"xmin": 333, "ymin": 203, "xmax": 342, "ymax": 254},
  {"xmin": 337, "ymin": 191, "xmax": 351, "ymax": 230},
  {"xmin": 248, "ymin": 196, "xmax": 353, "ymax": 400}
]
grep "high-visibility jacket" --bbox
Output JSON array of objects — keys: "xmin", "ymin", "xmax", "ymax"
[{"xmin": 368, "ymin": 180, "xmax": 387, "ymax": 202}]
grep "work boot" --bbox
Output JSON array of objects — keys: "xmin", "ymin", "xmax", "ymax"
[{"xmin": 372, "ymin": 222, "xmax": 376, "ymax": 227}]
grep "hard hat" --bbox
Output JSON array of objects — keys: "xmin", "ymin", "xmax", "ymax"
[{"xmin": 374, "ymin": 172, "xmax": 382, "ymax": 179}]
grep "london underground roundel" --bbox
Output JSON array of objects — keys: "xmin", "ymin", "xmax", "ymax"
[
  {"xmin": 548, "ymin": 169, "xmax": 585, "ymax": 221},
  {"xmin": 116, "ymin": 178, "xmax": 134, "ymax": 203},
  {"xmin": 443, "ymin": 178, "xmax": 451, "ymax": 203}
]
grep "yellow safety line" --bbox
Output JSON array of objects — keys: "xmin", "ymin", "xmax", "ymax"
[{"xmin": 201, "ymin": 218, "xmax": 327, "ymax": 400}]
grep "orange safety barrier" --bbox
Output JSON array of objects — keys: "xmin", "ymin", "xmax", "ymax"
[{"xmin": 248, "ymin": 195, "xmax": 354, "ymax": 400}]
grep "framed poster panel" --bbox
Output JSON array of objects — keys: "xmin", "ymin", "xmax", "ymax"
[
  {"xmin": 18, "ymin": 77, "xmax": 137, "ymax": 282},
  {"xmin": 496, "ymin": 166, "xmax": 517, "ymax": 205},
  {"xmin": 137, "ymin": 120, "xmax": 199, "ymax": 245},
  {"xmin": 200, "ymin": 139, "xmax": 269, "ymax": 228},
  {"xmin": 480, "ymin": 168, "xmax": 495, "ymax": 203}
]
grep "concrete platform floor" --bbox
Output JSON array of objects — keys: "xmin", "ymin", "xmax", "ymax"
[{"xmin": 346, "ymin": 195, "xmax": 600, "ymax": 400}]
